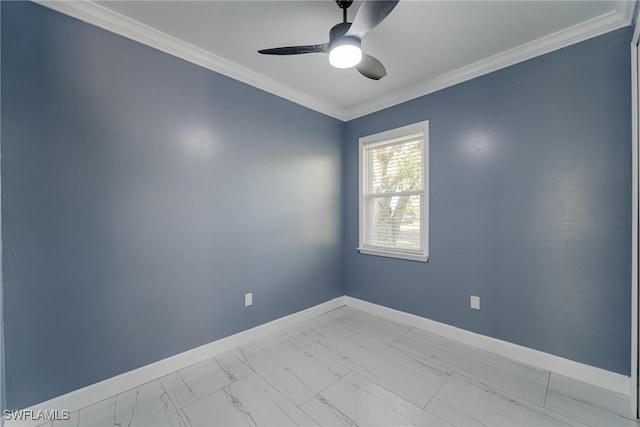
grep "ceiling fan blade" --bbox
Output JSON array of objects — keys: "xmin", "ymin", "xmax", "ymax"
[
  {"xmin": 346, "ymin": 0, "xmax": 399, "ymax": 39},
  {"xmin": 357, "ymin": 54, "xmax": 387, "ymax": 80},
  {"xmin": 258, "ymin": 43, "xmax": 328, "ymax": 55}
]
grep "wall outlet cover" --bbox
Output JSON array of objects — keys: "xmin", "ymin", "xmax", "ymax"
[
  {"xmin": 470, "ymin": 295, "xmax": 480, "ymax": 310},
  {"xmin": 245, "ymin": 293, "xmax": 253, "ymax": 307}
]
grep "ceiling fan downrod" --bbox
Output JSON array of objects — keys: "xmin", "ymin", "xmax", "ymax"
[{"xmin": 336, "ymin": 0, "xmax": 353, "ymax": 24}]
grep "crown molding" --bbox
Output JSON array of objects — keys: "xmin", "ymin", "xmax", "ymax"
[
  {"xmin": 344, "ymin": 2, "xmax": 635, "ymax": 120},
  {"xmin": 33, "ymin": 0, "xmax": 634, "ymax": 123},
  {"xmin": 617, "ymin": 0, "xmax": 638, "ymax": 25},
  {"xmin": 33, "ymin": 0, "xmax": 347, "ymax": 121}
]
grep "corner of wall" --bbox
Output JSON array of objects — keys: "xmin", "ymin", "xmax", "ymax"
[{"xmin": 340, "ymin": 120, "xmax": 349, "ymax": 296}]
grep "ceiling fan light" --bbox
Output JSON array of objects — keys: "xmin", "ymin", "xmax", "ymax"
[{"xmin": 329, "ymin": 40, "xmax": 362, "ymax": 69}]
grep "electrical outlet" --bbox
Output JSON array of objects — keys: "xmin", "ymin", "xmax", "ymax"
[
  {"xmin": 470, "ymin": 295, "xmax": 480, "ymax": 310},
  {"xmin": 245, "ymin": 293, "xmax": 253, "ymax": 307}
]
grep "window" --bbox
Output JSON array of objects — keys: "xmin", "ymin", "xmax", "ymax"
[{"xmin": 358, "ymin": 121, "xmax": 429, "ymax": 262}]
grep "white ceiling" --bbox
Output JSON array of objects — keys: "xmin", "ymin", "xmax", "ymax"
[{"xmin": 38, "ymin": 0, "xmax": 635, "ymax": 120}]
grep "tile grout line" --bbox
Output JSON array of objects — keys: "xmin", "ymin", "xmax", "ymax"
[
  {"xmin": 423, "ymin": 372, "xmax": 452, "ymax": 410},
  {"xmin": 157, "ymin": 377, "xmax": 188, "ymax": 426},
  {"xmin": 172, "ymin": 352, "xmax": 254, "ymax": 413},
  {"xmin": 230, "ymin": 341, "xmax": 334, "ymax": 412},
  {"xmin": 297, "ymin": 369, "xmax": 353, "ymax": 408},
  {"xmin": 295, "ymin": 374, "xmax": 346, "ymax": 427},
  {"xmin": 66, "ymin": 355, "xmax": 221, "ymax": 423},
  {"xmin": 313, "ymin": 325, "xmax": 343, "ymax": 345},
  {"xmin": 543, "ymin": 372, "xmax": 551, "ymax": 408},
  {"xmin": 160, "ymin": 355, "xmax": 256, "ymax": 426},
  {"xmin": 388, "ymin": 326, "xmax": 415, "ymax": 347},
  {"xmin": 233, "ymin": 366, "xmax": 302, "ymax": 411}
]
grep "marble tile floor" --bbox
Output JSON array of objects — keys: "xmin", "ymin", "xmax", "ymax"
[{"xmin": 42, "ymin": 306, "xmax": 638, "ymax": 426}]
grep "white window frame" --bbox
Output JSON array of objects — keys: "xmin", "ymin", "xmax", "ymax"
[{"xmin": 358, "ymin": 120, "xmax": 429, "ymax": 262}]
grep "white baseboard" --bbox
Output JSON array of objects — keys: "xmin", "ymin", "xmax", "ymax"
[
  {"xmin": 5, "ymin": 296, "xmax": 346, "ymax": 426},
  {"xmin": 345, "ymin": 296, "xmax": 630, "ymax": 396}
]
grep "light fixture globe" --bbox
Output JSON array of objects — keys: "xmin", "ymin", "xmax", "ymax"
[{"xmin": 329, "ymin": 37, "xmax": 362, "ymax": 68}]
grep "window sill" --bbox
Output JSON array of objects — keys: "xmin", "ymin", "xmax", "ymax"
[{"xmin": 357, "ymin": 247, "xmax": 429, "ymax": 262}]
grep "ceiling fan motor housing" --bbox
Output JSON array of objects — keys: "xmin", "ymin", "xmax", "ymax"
[
  {"xmin": 330, "ymin": 22, "xmax": 356, "ymax": 42},
  {"xmin": 329, "ymin": 22, "xmax": 361, "ymax": 53}
]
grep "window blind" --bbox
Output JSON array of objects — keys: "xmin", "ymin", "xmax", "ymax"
[{"xmin": 362, "ymin": 132, "xmax": 424, "ymax": 252}]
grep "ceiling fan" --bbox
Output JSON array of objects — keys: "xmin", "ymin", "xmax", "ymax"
[{"xmin": 258, "ymin": 0, "xmax": 399, "ymax": 80}]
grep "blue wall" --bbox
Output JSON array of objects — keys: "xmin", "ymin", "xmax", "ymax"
[
  {"xmin": 344, "ymin": 27, "xmax": 633, "ymax": 375},
  {"xmin": 1, "ymin": 2, "xmax": 343, "ymax": 409}
]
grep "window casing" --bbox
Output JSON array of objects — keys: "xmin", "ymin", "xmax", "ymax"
[{"xmin": 358, "ymin": 121, "xmax": 429, "ymax": 262}]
